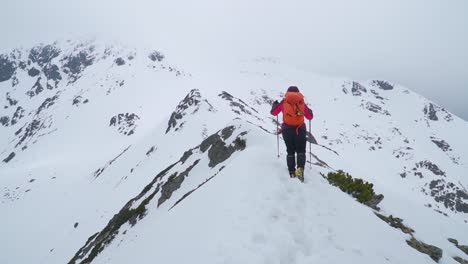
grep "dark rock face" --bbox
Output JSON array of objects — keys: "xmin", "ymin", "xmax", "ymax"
[
  {"xmin": 166, "ymin": 89, "xmax": 202, "ymax": 134},
  {"xmin": 72, "ymin": 96, "xmax": 82, "ymax": 106},
  {"xmin": 148, "ymin": 51, "xmax": 164, "ymax": 62},
  {"xmin": 406, "ymin": 238, "xmax": 443, "ymax": 262},
  {"xmin": 365, "ymin": 194, "xmax": 384, "ymax": 211},
  {"xmin": 36, "ymin": 95, "xmax": 59, "ymax": 115},
  {"xmin": 28, "ymin": 67, "xmax": 40, "ymax": 77},
  {"xmin": 416, "ymin": 161, "xmax": 446, "ymax": 177},
  {"xmin": 351, "ymin": 82, "xmax": 367, "ymax": 96},
  {"xmin": 0, "ymin": 116, "xmax": 9, "ymax": 126},
  {"xmin": 62, "ymin": 48, "xmax": 95, "ymax": 82},
  {"xmin": 423, "ymin": 103, "xmax": 453, "ymax": 122},
  {"xmin": 11, "ymin": 106, "xmax": 25, "ymax": 125},
  {"xmin": 29, "ymin": 44, "xmax": 61, "ymax": 67},
  {"xmin": 43, "ymin": 64, "xmax": 62, "ymax": 82},
  {"xmin": 0, "ymin": 54, "xmax": 16, "ymax": 82},
  {"xmin": 15, "ymin": 118, "xmax": 45, "ymax": 148},
  {"xmin": 2, "ymin": 152, "xmax": 16, "ymax": 163},
  {"xmin": 69, "ymin": 125, "xmax": 247, "ymax": 264},
  {"xmin": 158, "ymin": 159, "xmax": 200, "ymax": 206},
  {"xmin": 27, "ymin": 77, "xmax": 44, "ymax": 98},
  {"xmin": 424, "ymin": 103, "xmax": 439, "ymax": 121},
  {"xmin": 428, "ymin": 179, "xmax": 468, "ymax": 213},
  {"xmin": 115, "ymin": 57, "xmax": 125, "ymax": 66},
  {"xmin": 363, "ymin": 101, "xmax": 390, "ymax": 116},
  {"xmin": 109, "ymin": 113, "xmax": 140, "ymax": 136},
  {"xmin": 454, "ymin": 256, "xmax": 468, "ymax": 264},
  {"xmin": 448, "ymin": 238, "xmax": 468, "ymax": 256},
  {"xmin": 372, "ymin": 80, "xmax": 394, "ymax": 90},
  {"xmin": 430, "ymin": 137, "xmax": 452, "ymax": 152},
  {"xmin": 200, "ymin": 126, "xmax": 247, "ymax": 168}
]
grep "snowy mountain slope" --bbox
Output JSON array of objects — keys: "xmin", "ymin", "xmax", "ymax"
[{"xmin": 0, "ymin": 40, "xmax": 467, "ymax": 264}]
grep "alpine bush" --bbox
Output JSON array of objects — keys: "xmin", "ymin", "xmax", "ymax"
[{"xmin": 326, "ymin": 170, "xmax": 375, "ymax": 203}]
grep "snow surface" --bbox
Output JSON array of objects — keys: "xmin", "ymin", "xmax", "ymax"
[{"xmin": 0, "ymin": 40, "xmax": 467, "ymax": 264}]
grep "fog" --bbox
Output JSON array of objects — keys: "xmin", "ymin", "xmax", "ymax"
[{"xmin": 2, "ymin": 0, "xmax": 467, "ymax": 119}]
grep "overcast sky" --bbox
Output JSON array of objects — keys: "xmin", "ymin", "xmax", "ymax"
[{"xmin": 2, "ymin": 0, "xmax": 467, "ymax": 120}]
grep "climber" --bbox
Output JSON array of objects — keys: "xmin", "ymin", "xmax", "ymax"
[{"xmin": 271, "ymin": 86, "xmax": 313, "ymax": 182}]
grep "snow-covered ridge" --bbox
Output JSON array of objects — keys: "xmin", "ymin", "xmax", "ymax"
[{"xmin": 1, "ymin": 40, "xmax": 467, "ymax": 264}]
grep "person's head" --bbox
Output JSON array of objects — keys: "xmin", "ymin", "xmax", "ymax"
[{"xmin": 287, "ymin": 86, "xmax": 300, "ymax": 93}]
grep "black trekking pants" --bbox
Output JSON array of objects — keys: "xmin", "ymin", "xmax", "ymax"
[{"xmin": 282, "ymin": 127, "xmax": 306, "ymax": 173}]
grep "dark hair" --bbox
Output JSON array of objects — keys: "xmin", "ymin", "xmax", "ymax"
[{"xmin": 287, "ymin": 86, "xmax": 299, "ymax": 92}]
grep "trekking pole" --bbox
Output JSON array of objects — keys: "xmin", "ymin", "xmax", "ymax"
[
  {"xmin": 309, "ymin": 120, "xmax": 312, "ymax": 169},
  {"xmin": 276, "ymin": 116, "xmax": 280, "ymax": 158}
]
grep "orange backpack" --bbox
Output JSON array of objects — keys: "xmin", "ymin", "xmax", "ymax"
[{"xmin": 283, "ymin": 92, "xmax": 305, "ymax": 126}]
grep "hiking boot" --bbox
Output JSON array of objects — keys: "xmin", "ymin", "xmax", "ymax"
[
  {"xmin": 289, "ymin": 171, "xmax": 296, "ymax": 178},
  {"xmin": 295, "ymin": 167, "xmax": 304, "ymax": 182}
]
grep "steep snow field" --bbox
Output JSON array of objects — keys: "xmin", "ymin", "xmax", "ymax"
[{"xmin": 0, "ymin": 41, "xmax": 467, "ymax": 264}]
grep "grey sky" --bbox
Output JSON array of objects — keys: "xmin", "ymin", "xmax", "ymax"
[{"xmin": 2, "ymin": 0, "xmax": 467, "ymax": 120}]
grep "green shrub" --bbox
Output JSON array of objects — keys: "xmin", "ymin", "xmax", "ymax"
[{"xmin": 326, "ymin": 170, "xmax": 375, "ymax": 203}]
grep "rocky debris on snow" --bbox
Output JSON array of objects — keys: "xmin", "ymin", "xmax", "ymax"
[
  {"xmin": 428, "ymin": 136, "xmax": 459, "ymax": 164},
  {"xmin": 28, "ymin": 67, "xmax": 40, "ymax": 77},
  {"xmin": 148, "ymin": 51, "xmax": 164, "ymax": 62},
  {"xmin": 448, "ymin": 238, "xmax": 468, "ymax": 256},
  {"xmin": 166, "ymin": 89, "xmax": 203, "ymax": 134},
  {"xmin": 36, "ymin": 94, "xmax": 59, "ymax": 115},
  {"xmin": 0, "ymin": 116, "xmax": 9, "ymax": 126},
  {"xmin": 426, "ymin": 179, "xmax": 468, "ymax": 213},
  {"xmin": 406, "ymin": 238, "xmax": 443, "ymax": 262},
  {"xmin": 0, "ymin": 54, "xmax": 16, "ymax": 82},
  {"xmin": 62, "ymin": 45, "xmax": 95, "ymax": 83},
  {"xmin": 114, "ymin": 57, "xmax": 125, "ymax": 66},
  {"xmin": 430, "ymin": 137, "xmax": 452, "ymax": 152},
  {"xmin": 6, "ymin": 93, "xmax": 18, "ymax": 106},
  {"xmin": 27, "ymin": 77, "xmax": 44, "ymax": 98},
  {"xmin": 69, "ymin": 125, "xmax": 248, "ymax": 264},
  {"xmin": 393, "ymin": 147, "xmax": 414, "ymax": 160},
  {"xmin": 351, "ymin": 81, "xmax": 367, "ymax": 96},
  {"xmin": 454, "ymin": 256, "xmax": 468, "ymax": 264},
  {"xmin": 15, "ymin": 118, "xmax": 49, "ymax": 148},
  {"xmin": 423, "ymin": 103, "xmax": 453, "ymax": 122},
  {"xmin": 29, "ymin": 44, "xmax": 61, "ymax": 67},
  {"xmin": 146, "ymin": 146, "xmax": 156, "ymax": 156},
  {"xmin": 105, "ymin": 79, "xmax": 125, "ymax": 95},
  {"xmin": 416, "ymin": 160, "xmax": 446, "ymax": 177},
  {"xmin": 219, "ymin": 91, "xmax": 261, "ymax": 120},
  {"xmin": 72, "ymin": 95, "xmax": 89, "ymax": 106},
  {"xmin": 372, "ymin": 80, "xmax": 394, "ymax": 90},
  {"xmin": 370, "ymin": 89, "xmax": 386, "ymax": 101},
  {"xmin": 74, "ymin": 222, "xmax": 79, "ymax": 229},
  {"xmin": 11, "ymin": 106, "xmax": 25, "ymax": 125},
  {"xmin": 94, "ymin": 145, "xmax": 131, "ymax": 179},
  {"xmin": 375, "ymin": 213, "xmax": 414, "ymax": 234},
  {"xmin": 342, "ymin": 86, "xmax": 348, "ymax": 94},
  {"xmin": 362, "ymin": 101, "xmax": 390, "ymax": 116},
  {"xmin": 109, "ymin": 113, "xmax": 139, "ymax": 136},
  {"xmin": 250, "ymin": 89, "xmax": 275, "ymax": 106},
  {"xmin": 2, "ymin": 152, "xmax": 16, "ymax": 163}
]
